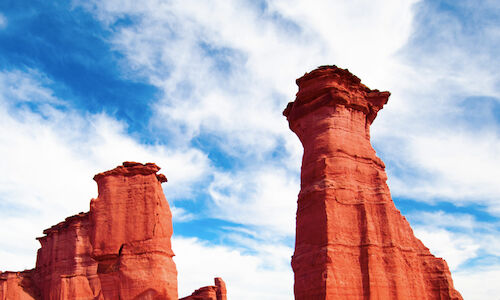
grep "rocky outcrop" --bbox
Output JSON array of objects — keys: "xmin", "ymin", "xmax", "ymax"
[
  {"xmin": 179, "ymin": 277, "xmax": 227, "ymax": 300},
  {"xmin": 34, "ymin": 212, "xmax": 99, "ymax": 299},
  {"xmin": 0, "ymin": 162, "xmax": 179, "ymax": 299},
  {"xmin": 0, "ymin": 271, "xmax": 37, "ymax": 300},
  {"xmin": 90, "ymin": 161, "xmax": 177, "ymax": 299},
  {"xmin": 284, "ymin": 66, "xmax": 463, "ymax": 300}
]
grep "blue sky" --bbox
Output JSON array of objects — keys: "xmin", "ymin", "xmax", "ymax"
[{"xmin": 0, "ymin": 0, "xmax": 499, "ymax": 299}]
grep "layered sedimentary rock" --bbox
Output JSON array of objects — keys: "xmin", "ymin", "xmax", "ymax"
[
  {"xmin": 1, "ymin": 162, "xmax": 178, "ymax": 299},
  {"xmin": 179, "ymin": 277, "xmax": 227, "ymax": 300},
  {"xmin": 284, "ymin": 66, "xmax": 463, "ymax": 300}
]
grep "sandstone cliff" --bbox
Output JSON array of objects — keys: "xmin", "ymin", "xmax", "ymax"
[
  {"xmin": 0, "ymin": 162, "xmax": 182, "ymax": 299},
  {"xmin": 284, "ymin": 65, "xmax": 463, "ymax": 300}
]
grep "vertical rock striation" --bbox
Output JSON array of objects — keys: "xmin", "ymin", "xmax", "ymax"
[
  {"xmin": 34, "ymin": 212, "xmax": 99, "ymax": 299},
  {"xmin": 284, "ymin": 66, "xmax": 463, "ymax": 300}
]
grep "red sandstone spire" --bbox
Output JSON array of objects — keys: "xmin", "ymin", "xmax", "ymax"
[
  {"xmin": 90, "ymin": 161, "xmax": 178, "ymax": 299},
  {"xmin": 284, "ymin": 66, "xmax": 463, "ymax": 300}
]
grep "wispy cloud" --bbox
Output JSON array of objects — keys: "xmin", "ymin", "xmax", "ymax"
[
  {"xmin": 0, "ymin": 13, "xmax": 6, "ymax": 29},
  {"xmin": 408, "ymin": 209, "xmax": 500, "ymax": 298},
  {"xmin": 174, "ymin": 236, "xmax": 293, "ymax": 300},
  {"xmin": 409, "ymin": 210, "xmax": 500, "ymax": 269},
  {"xmin": 208, "ymin": 167, "xmax": 299, "ymax": 237}
]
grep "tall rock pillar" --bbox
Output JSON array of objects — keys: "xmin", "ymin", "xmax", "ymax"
[
  {"xmin": 284, "ymin": 66, "xmax": 462, "ymax": 300},
  {"xmin": 91, "ymin": 162, "xmax": 178, "ymax": 299}
]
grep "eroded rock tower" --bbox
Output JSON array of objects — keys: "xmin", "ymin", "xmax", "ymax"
[{"xmin": 284, "ymin": 66, "xmax": 463, "ymax": 300}]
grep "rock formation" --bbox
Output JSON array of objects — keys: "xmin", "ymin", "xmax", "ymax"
[
  {"xmin": 2, "ymin": 66, "xmax": 465, "ymax": 300},
  {"xmin": 179, "ymin": 277, "xmax": 227, "ymax": 300},
  {"xmin": 284, "ymin": 66, "xmax": 463, "ymax": 300},
  {"xmin": 0, "ymin": 162, "xmax": 210, "ymax": 300},
  {"xmin": 90, "ymin": 162, "xmax": 177, "ymax": 299},
  {"xmin": 0, "ymin": 271, "xmax": 37, "ymax": 300}
]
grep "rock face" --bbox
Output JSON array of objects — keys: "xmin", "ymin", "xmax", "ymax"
[
  {"xmin": 179, "ymin": 277, "xmax": 227, "ymax": 300},
  {"xmin": 0, "ymin": 162, "xmax": 178, "ymax": 300},
  {"xmin": 0, "ymin": 271, "xmax": 37, "ymax": 300},
  {"xmin": 90, "ymin": 162, "xmax": 177, "ymax": 299},
  {"xmin": 34, "ymin": 212, "xmax": 99, "ymax": 299},
  {"xmin": 284, "ymin": 66, "xmax": 463, "ymax": 300}
]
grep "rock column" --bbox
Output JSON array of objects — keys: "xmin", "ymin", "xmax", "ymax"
[
  {"xmin": 284, "ymin": 66, "xmax": 463, "ymax": 300},
  {"xmin": 91, "ymin": 162, "xmax": 178, "ymax": 299}
]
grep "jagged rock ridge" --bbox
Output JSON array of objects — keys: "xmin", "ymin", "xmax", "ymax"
[{"xmin": 284, "ymin": 65, "xmax": 463, "ymax": 300}]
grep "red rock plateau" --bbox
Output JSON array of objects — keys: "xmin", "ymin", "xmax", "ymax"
[
  {"xmin": 284, "ymin": 65, "xmax": 463, "ymax": 300},
  {"xmin": 0, "ymin": 162, "xmax": 224, "ymax": 300}
]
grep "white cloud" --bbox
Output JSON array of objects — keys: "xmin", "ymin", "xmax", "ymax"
[
  {"xmin": 409, "ymin": 210, "xmax": 500, "ymax": 272},
  {"xmin": 454, "ymin": 266, "xmax": 500, "ymax": 300},
  {"xmin": 75, "ymin": 0, "xmax": 422, "ymax": 161},
  {"xmin": 0, "ymin": 14, "xmax": 6, "ymax": 30},
  {"xmin": 370, "ymin": 0, "xmax": 500, "ymax": 210},
  {"xmin": 0, "ymin": 69, "xmax": 60, "ymax": 105},
  {"xmin": 171, "ymin": 206, "xmax": 196, "ymax": 223},
  {"xmin": 0, "ymin": 216, "xmax": 40, "ymax": 271},
  {"xmin": 413, "ymin": 227, "xmax": 479, "ymax": 270},
  {"xmin": 409, "ymin": 210, "xmax": 478, "ymax": 230},
  {"xmin": 208, "ymin": 167, "xmax": 299, "ymax": 237},
  {"xmin": 173, "ymin": 236, "xmax": 293, "ymax": 300},
  {"xmin": 378, "ymin": 110, "xmax": 500, "ymax": 214}
]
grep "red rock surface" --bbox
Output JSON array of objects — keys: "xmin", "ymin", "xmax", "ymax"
[
  {"xmin": 34, "ymin": 212, "xmax": 99, "ymax": 299},
  {"xmin": 0, "ymin": 271, "xmax": 37, "ymax": 300},
  {"xmin": 90, "ymin": 161, "xmax": 177, "ymax": 299},
  {"xmin": 179, "ymin": 277, "xmax": 227, "ymax": 300},
  {"xmin": 0, "ymin": 162, "xmax": 179, "ymax": 299},
  {"xmin": 284, "ymin": 66, "xmax": 463, "ymax": 300}
]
